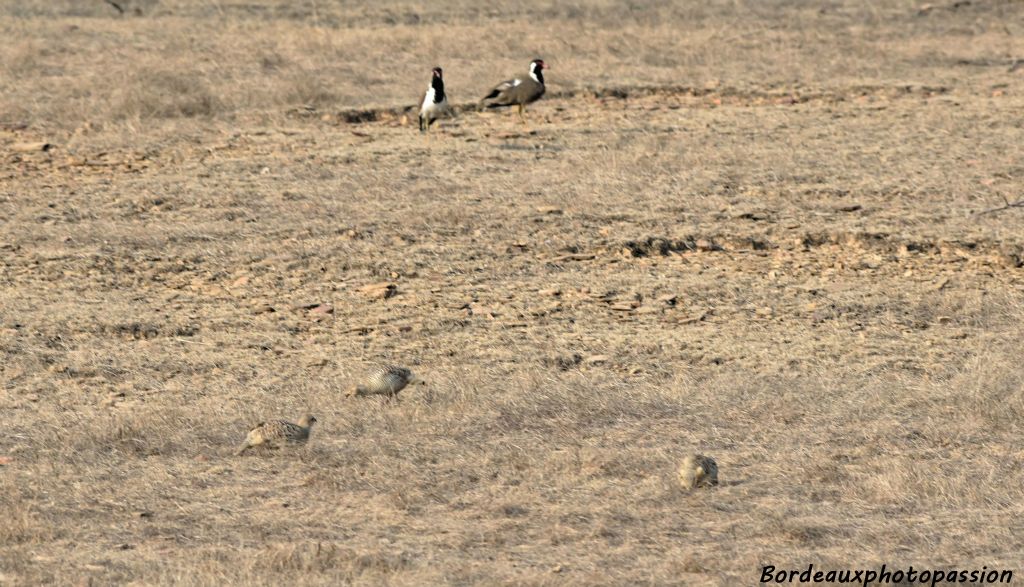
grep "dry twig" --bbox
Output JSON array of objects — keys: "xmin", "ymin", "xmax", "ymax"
[
  {"xmin": 975, "ymin": 195, "xmax": 1024, "ymax": 216},
  {"xmin": 103, "ymin": 0, "xmax": 125, "ymax": 14}
]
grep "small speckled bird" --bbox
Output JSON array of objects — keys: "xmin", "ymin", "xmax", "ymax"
[
  {"xmin": 678, "ymin": 454, "xmax": 718, "ymax": 490},
  {"xmin": 346, "ymin": 365, "xmax": 418, "ymax": 399},
  {"xmin": 235, "ymin": 415, "xmax": 317, "ymax": 455}
]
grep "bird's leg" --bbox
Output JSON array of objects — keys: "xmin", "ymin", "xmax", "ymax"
[
  {"xmin": 517, "ymin": 103, "xmax": 526, "ymax": 124},
  {"xmin": 419, "ymin": 115, "xmax": 425, "ymax": 134}
]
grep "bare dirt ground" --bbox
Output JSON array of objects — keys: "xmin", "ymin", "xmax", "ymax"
[{"xmin": 2, "ymin": 1, "xmax": 1024, "ymax": 585}]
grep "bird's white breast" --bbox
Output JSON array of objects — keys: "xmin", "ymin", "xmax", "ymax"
[
  {"xmin": 421, "ymin": 89, "xmax": 447, "ymax": 117},
  {"xmin": 420, "ymin": 87, "xmax": 435, "ymax": 112}
]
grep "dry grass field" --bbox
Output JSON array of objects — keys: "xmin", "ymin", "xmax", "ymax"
[{"xmin": 3, "ymin": 0, "xmax": 1024, "ymax": 584}]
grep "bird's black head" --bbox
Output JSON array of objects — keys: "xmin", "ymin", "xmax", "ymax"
[
  {"xmin": 430, "ymin": 66, "xmax": 446, "ymax": 98},
  {"xmin": 530, "ymin": 59, "xmax": 545, "ymax": 84}
]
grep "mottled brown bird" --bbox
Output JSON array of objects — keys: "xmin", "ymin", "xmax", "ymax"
[
  {"xmin": 678, "ymin": 454, "xmax": 718, "ymax": 490},
  {"xmin": 345, "ymin": 365, "xmax": 418, "ymax": 399},
  {"xmin": 235, "ymin": 415, "xmax": 317, "ymax": 455},
  {"xmin": 480, "ymin": 58, "xmax": 546, "ymax": 123}
]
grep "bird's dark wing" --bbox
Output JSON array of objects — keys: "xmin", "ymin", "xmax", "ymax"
[{"xmin": 482, "ymin": 78, "xmax": 521, "ymax": 102}]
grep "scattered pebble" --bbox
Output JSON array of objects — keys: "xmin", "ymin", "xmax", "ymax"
[{"xmin": 357, "ymin": 282, "xmax": 397, "ymax": 300}]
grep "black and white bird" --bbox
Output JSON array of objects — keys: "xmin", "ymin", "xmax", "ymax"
[
  {"xmin": 419, "ymin": 66, "xmax": 453, "ymax": 133},
  {"xmin": 480, "ymin": 58, "xmax": 547, "ymax": 122}
]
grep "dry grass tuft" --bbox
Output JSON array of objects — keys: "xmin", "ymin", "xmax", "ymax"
[
  {"xmin": 113, "ymin": 70, "xmax": 223, "ymax": 120},
  {"xmin": 256, "ymin": 543, "xmax": 411, "ymax": 576}
]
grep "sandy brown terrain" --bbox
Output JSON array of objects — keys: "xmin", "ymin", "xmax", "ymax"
[{"xmin": 2, "ymin": 0, "xmax": 1024, "ymax": 585}]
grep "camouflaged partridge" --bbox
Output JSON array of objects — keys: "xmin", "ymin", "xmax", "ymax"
[
  {"xmin": 678, "ymin": 454, "xmax": 718, "ymax": 490},
  {"xmin": 346, "ymin": 365, "xmax": 417, "ymax": 399},
  {"xmin": 236, "ymin": 415, "xmax": 317, "ymax": 455}
]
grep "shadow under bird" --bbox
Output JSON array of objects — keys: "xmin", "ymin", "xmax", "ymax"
[
  {"xmin": 346, "ymin": 365, "xmax": 419, "ymax": 400},
  {"xmin": 419, "ymin": 66, "xmax": 454, "ymax": 133},
  {"xmin": 480, "ymin": 58, "xmax": 547, "ymax": 122},
  {"xmin": 236, "ymin": 415, "xmax": 317, "ymax": 455}
]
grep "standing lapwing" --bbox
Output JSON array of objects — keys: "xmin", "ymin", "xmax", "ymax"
[
  {"xmin": 480, "ymin": 58, "xmax": 546, "ymax": 123},
  {"xmin": 419, "ymin": 66, "xmax": 454, "ymax": 133},
  {"xmin": 236, "ymin": 415, "xmax": 317, "ymax": 455}
]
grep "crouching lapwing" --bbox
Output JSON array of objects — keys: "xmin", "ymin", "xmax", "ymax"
[{"xmin": 480, "ymin": 58, "xmax": 547, "ymax": 123}]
